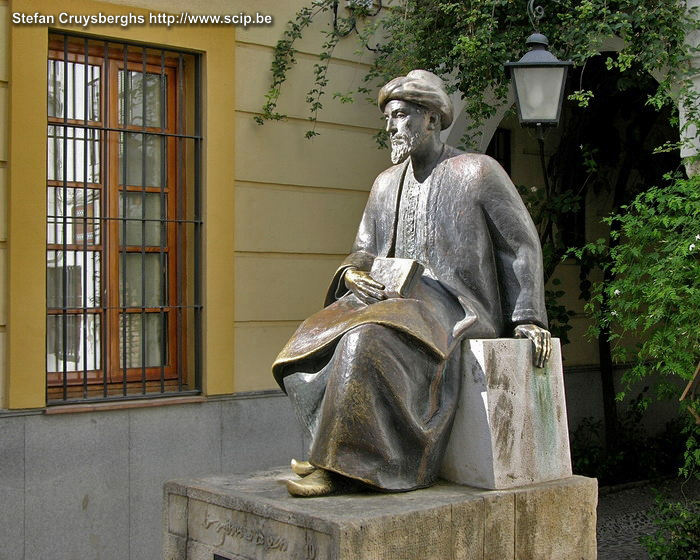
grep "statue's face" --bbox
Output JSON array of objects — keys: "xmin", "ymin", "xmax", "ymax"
[{"xmin": 384, "ymin": 99, "xmax": 432, "ymax": 164}]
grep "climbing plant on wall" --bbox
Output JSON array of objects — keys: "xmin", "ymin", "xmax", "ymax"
[{"xmin": 258, "ymin": 0, "xmax": 699, "ymax": 151}]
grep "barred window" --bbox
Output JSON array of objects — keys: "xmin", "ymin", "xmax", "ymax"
[{"xmin": 46, "ymin": 33, "xmax": 202, "ymax": 403}]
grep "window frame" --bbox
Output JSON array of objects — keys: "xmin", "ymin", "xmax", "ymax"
[{"xmin": 45, "ymin": 33, "xmax": 202, "ymax": 404}]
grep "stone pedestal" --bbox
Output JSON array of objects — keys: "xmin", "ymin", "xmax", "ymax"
[
  {"xmin": 441, "ymin": 338, "xmax": 572, "ymax": 490},
  {"xmin": 164, "ymin": 469, "xmax": 596, "ymax": 560}
]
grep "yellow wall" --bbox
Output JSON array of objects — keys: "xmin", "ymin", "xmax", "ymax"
[
  {"xmin": 4, "ymin": 0, "xmax": 235, "ymax": 407},
  {"xmin": 0, "ymin": 0, "xmax": 7, "ymax": 408}
]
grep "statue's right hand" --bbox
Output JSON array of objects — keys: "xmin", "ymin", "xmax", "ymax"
[{"xmin": 344, "ymin": 268, "xmax": 387, "ymax": 305}]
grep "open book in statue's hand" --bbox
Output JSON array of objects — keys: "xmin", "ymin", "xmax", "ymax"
[{"xmin": 370, "ymin": 257, "xmax": 425, "ymax": 298}]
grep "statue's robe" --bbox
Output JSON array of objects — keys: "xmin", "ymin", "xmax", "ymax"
[{"xmin": 273, "ymin": 147, "xmax": 547, "ymax": 491}]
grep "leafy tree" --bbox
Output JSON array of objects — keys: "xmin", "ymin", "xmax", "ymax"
[
  {"xmin": 587, "ymin": 176, "xmax": 699, "ymax": 404},
  {"xmin": 572, "ymin": 174, "xmax": 700, "ymax": 470}
]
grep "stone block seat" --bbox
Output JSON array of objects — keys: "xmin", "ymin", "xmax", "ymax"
[{"xmin": 441, "ymin": 338, "xmax": 573, "ymax": 490}]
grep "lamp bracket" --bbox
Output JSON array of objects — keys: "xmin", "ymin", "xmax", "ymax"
[
  {"xmin": 333, "ymin": 0, "xmax": 383, "ymax": 48},
  {"xmin": 527, "ymin": 0, "xmax": 545, "ymax": 30}
]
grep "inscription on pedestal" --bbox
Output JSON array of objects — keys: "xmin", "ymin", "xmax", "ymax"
[
  {"xmin": 204, "ymin": 506, "xmax": 289, "ymax": 551},
  {"xmin": 187, "ymin": 499, "xmax": 330, "ymax": 559}
]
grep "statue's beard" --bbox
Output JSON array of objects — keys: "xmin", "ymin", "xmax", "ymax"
[{"xmin": 390, "ymin": 129, "xmax": 429, "ymax": 164}]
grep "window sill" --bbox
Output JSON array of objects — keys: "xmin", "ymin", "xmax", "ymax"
[{"xmin": 44, "ymin": 395, "xmax": 206, "ymax": 415}]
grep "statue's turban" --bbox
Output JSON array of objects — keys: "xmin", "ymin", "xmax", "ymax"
[{"xmin": 378, "ymin": 70, "xmax": 454, "ymax": 130}]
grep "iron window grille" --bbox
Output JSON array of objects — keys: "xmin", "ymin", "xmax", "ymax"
[{"xmin": 46, "ymin": 32, "xmax": 202, "ymax": 404}]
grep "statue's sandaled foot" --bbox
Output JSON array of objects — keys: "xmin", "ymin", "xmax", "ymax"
[
  {"xmin": 286, "ymin": 468, "xmax": 360, "ymax": 497},
  {"xmin": 290, "ymin": 459, "xmax": 316, "ymax": 477}
]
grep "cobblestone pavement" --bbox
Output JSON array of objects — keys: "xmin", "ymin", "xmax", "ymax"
[{"xmin": 597, "ymin": 478, "xmax": 700, "ymax": 559}]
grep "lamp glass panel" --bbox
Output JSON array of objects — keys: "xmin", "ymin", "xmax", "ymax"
[{"xmin": 513, "ymin": 66, "xmax": 565, "ymax": 121}]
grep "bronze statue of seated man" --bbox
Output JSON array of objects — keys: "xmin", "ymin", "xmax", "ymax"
[{"xmin": 273, "ymin": 70, "xmax": 551, "ymax": 497}]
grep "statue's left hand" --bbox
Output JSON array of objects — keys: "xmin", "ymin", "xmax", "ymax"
[{"xmin": 514, "ymin": 324, "xmax": 551, "ymax": 368}]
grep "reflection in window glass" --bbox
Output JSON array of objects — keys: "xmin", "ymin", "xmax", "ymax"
[
  {"xmin": 119, "ymin": 253, "xmax": 166, "ymax": 307},
  {"xmin": 47, "ymin": 250, "xmax": 102, "ymax": 308},
  {"xmin": 48, "ymin": 59, "xmax": 101, "ymax": 121},
  {"xmin": 119, "ymin": 313, "xmax": 166, "ymax": 368},
  {"xmin": 48, "ymin": 126, "xmax": 101, "ymax": 184},
  {"xmin": 119, "ymin": 71, "xmax": 166, "ymax": 128},
  {"xmin": 118, "ymin": 192, "xmax": 165, "ymax": 246},
  {"xmin": 47, "ymin": 314, "xmax": 101, "ymax": 372},
  {"xmin": 47, "ymin": 187, "xmax": 102, "ymax": 245},
  {"xmin": 46, "ymin": 34, "xmax": 200, "ymax": 402},
  {"xmin": 119, "ymin": 133, "xmax": 164, "ymax": 187}
]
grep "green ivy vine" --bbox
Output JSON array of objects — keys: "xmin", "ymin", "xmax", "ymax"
[{"xmin": 258, "ymin": 0, "xmax": 700, "ymax": 151}]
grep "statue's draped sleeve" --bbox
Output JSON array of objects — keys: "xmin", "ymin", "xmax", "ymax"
[{"xmin": 477, "ymin": 158, "xmax": 547, "ymax": 331}]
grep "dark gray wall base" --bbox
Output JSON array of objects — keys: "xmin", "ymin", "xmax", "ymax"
[{"xmin": 0, "ymin": 392, "xmax": 303, "ymax": 560}]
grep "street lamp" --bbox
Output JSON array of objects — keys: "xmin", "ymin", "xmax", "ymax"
[
  {"xmin": 505, "ymin": 31, "xmax": 572, "ymax": 198},
  {"xmin": 505, "ymin": 33, "xmax": 572, "ymax": 129}
]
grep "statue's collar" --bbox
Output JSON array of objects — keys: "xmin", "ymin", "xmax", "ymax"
[{"xmin": 403, "ymin": 143, "xmax": 451, "ymax": 181}]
